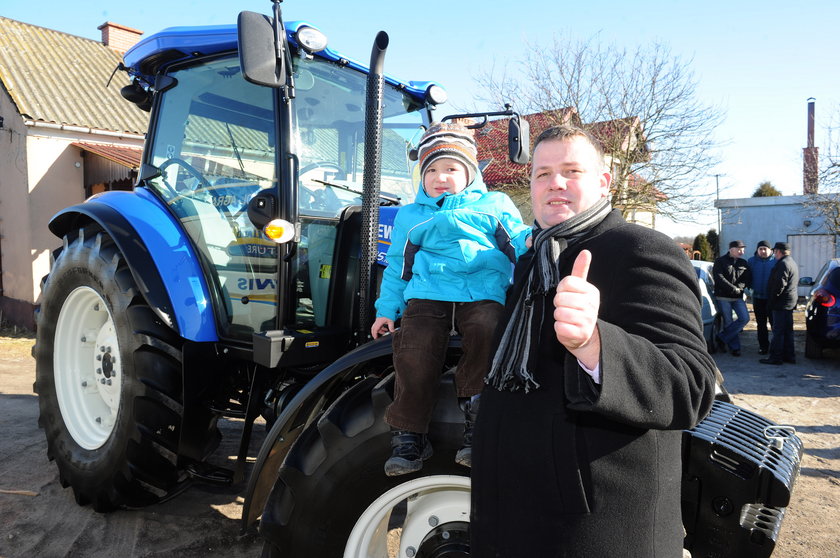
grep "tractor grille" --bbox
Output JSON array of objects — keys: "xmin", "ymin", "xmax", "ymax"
[{"xmin": 682, "ymin": 400, "xmax": 803, "ymax": 558}]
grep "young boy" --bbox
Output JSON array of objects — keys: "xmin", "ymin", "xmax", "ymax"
[{"xmin": 371, "ymin": 121, "xmax": 531, "ymax": 476}]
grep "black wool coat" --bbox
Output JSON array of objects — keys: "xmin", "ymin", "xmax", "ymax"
[
  {"xmin": 766, "ymin": 255, "xmax": 799, "ymax": 311},
  {"xmin": 470, "ymin": 210, "xmax": 717, "ymax": 558}
]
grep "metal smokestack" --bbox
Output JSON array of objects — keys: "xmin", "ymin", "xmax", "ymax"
[{"xmin": 803, "ymin": 98, "xmax": 818, "ymax": 194}]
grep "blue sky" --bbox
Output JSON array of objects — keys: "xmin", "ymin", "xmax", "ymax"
[{"xmin": 4, "ymin": 0, "xmax": 840, "ymax": 237}]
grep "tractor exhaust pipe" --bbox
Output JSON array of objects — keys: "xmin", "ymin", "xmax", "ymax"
[{"xmin": 359, "ymin": 31, "xmax": 388, "ymax": 341}]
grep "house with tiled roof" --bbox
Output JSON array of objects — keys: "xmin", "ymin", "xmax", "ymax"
[
  {"xmin": 0, "ymin": 17, "xmax": 147, "ymax": 328},
  {"xmin": 474, "ymin": 108, "xmax": 663, "ymax": 227}
]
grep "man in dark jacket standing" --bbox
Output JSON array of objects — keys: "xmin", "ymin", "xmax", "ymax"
[
  {"xmin": 760, "ymin": 242, "xmax": 799, "ymax": 365},
  {"xmin": 713, "ymin": 240, "xmax": 752, "ymax": 356},
  {"xmin": 470, "ymin": 125, "xmax": 716, "ymax": 557},
  {"xmin": 747, "ymin": 240, "xmax": 776, "ymax": 354}
]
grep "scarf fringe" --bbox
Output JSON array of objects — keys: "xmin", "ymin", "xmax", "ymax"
[{"xmin": 486, "ymin": 198, "xmax": 612, "ymax": 392}]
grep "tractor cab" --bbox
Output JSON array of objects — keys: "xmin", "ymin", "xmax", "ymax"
[{"xmin": 124, "ymin": 22, "xmax": 435, "ymax": 366}]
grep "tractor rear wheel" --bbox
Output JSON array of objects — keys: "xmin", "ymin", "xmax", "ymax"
[
  {"xmin": 34, "ymin": 225, "xmax": 218, "ymax": 510},
  {"xmin": 258, "ymin": 373, "xmax": 471, "ymax": 557}
]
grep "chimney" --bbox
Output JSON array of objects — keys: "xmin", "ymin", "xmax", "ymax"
[
  {"xmin": 98, "ymin": 22, "xmax": 143, "ymax": 53},
  {"xmin": 803, "ymin": 97, "xmax": 819, "ymax": 195}
]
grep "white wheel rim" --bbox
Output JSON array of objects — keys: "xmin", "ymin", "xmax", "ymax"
[
  {"xmin": 344, "ymin": 475, "xmax": 471, "ymax": 558},
  {"xmin": 54, "ymin": 286, "xmax": 122, "ymax": 450}
]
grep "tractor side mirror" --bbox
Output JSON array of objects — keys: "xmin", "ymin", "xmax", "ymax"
[
  {"xmin": 508, "ymin": 114, "xmax": 529, "ymax": 165},
  {"xmin": 238, "ymin": 11, "xmax": 286, "ymax": 88}
]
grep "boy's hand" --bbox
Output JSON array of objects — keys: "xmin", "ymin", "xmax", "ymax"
[
  {"xmin": 553, "ymin": 250, "xmax": 600, "ymax": 368},
  {"xmin": 371, "ymin": 316, "xmax": 396, "ymax": 339}
]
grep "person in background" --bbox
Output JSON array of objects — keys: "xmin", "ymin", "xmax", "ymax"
[
  {"xmin": 469, "ymin": 125, "xmax": 716, "ymax": 557},
  {"xmin": 747, "ymin": 240, "xmax": 776, "ymax": 355},
  {"xmin": 760, "ymin": 242, "xmax": 799, "ymax": 365},
  {"xmin": 371, "ymin": 121, "xmax": 531, "ymax": 476},
  {"xmin": 713, "ymin": 240, "xmax": 752, "ymax": 356}
]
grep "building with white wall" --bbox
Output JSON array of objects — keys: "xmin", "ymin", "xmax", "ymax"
[
  {"xmin": 0, "ymin": 17, "xmax": 148, "ymax": 329},
  {"xmin": 716, "ymin": 195, "xmax": 838, "ymax": 296}
]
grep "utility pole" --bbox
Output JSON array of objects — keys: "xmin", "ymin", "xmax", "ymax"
[{"xmin": 714, "ymin": 173, "xmax": 721, "ymax": 234}]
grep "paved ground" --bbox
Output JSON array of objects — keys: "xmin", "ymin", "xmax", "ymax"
[{"xmin": 0, "ymin": 308, "xmax": 838, "ymax": 557}]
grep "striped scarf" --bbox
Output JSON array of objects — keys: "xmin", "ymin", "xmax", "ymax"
[{"xmin": 486, "ymin": 197, "xmax": 612, "ymax": 392}]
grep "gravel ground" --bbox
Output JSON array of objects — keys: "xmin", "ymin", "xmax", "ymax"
[{"xmin": 0, "ymin": 307, "xmax": 837, "ymax": 557}]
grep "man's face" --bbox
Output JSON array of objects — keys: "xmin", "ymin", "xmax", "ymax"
[
  {"xmin": 729, "ymin": 246, "xmax": 745, "ymax": 258},
  {"xmin": 757, "ymin": 246, "xmax": 772, "ymax": 258},
  {"xmin": 530, "ymin": 137, "xmax": 611, "ymax": 228},
  {"xmin": 774, "ymin": 249, "xmax": 783, "ymax": 260}
]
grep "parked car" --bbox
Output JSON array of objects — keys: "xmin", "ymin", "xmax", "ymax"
[
  {"xmin": 690, "ymin": 260, "xmax": 720, "ymax": 353},
  {"xmin": 802, "ymin": 258, "xmax": 840, "ymax": 358}
]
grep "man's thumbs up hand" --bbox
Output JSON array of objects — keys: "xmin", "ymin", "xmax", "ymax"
[{"xmin": 554, "ymin": 250, "xmax": 601, "ymax": 368}]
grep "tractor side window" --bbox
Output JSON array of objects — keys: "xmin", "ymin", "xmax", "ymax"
[
  {"xmin": 145, "ymin": 55, "xmax": 279, "ymax": 340},
  {"xmin": 289, "ymin": 56, "xmax": 426, "ymax": 328}
]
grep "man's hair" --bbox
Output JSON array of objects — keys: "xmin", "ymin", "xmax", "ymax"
[{"xmin": 532, "ymin": 125, "xmax": 606, "ymax": 162}]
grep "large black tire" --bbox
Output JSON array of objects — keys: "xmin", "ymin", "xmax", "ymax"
[
  {"xmin": 34, "ymin": 225, "xmax": 219, "ymax": 511},
  {"xmin": 259, "ymin": 372, "xmax": 471, "ymax": 557},
  {"xmin": 805, "ymin": 332, "xmax": 823, "ymax": 359}
]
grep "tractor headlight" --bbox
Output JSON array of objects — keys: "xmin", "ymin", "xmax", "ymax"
[
  {"xmin": 425, "ymin": 84, "xmax": 448, "ymax": 106},
  {"xmin": 296, "ymin": 26, "xmax": 328, "ymax": 54}
]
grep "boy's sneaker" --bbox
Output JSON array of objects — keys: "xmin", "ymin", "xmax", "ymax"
[
  {"xmin": 384, "ymin": 431, "xmax": 432, "ymax": 476},
  {"xmin": 455, "ymin": 397, "xmax": 479, "ymax": 468}
]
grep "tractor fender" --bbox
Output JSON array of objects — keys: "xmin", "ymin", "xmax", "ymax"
[
  {"xmin": 242, "ymin": 334, "xmax": 432, "ymax": 531},
  {"xmin": 48, "ymin": 188, "xmax": 218, "ymax": 342}
]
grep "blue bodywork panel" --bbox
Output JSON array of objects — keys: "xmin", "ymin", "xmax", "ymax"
[
  {"xmin": 377, "ymin": 206, "xmax": 399, "ymax": 266},
  {"xmin": 52, "ymin": 189, "xmax": 218, "ymax": 342}
]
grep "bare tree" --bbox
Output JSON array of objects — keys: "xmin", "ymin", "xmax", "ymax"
[
  {"xmin": 804, "ymin": 106, "xmax": 840, "ymax": 235},
  {"xmin": 473, "ymin": 34, "xmax": 725, "ymax": 221}
]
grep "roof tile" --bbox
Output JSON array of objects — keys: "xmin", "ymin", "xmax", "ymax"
[{"xmin": 0, "ymin": 17, "xmax": 148, "ymax": 134}]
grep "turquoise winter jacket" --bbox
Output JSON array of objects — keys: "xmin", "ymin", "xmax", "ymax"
[{"xmin": 374, "ymin": 177, "xmax": 532, "ymax": 321}]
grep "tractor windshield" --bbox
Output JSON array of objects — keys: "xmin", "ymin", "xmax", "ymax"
[{"xmin": 144, "ymin": 52, "xmax": 426, "ymax": 340}]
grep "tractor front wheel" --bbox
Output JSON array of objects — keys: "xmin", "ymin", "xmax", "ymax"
[{"xmin": 34, "ymin": 225, "xmax": 216, "ymax": 510}]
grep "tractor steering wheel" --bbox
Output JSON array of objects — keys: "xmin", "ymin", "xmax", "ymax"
[{"xmin": 158, "ymin": 157, "xmax": 213, "ymax": 197}]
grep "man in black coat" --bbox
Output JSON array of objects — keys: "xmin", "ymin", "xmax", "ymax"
[
  {"xmin": 760, "ymin": 242, "xmax": 799, "ymax": 365},
  {"xmin": 470, "ymin": 125, "xmax": 716, "ymax": 557},
  {"xmin": 712, "ymin": 240, "xmax": 752, "ymax": 356}
]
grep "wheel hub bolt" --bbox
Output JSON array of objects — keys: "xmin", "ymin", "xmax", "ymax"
[
  {"xmin": 95, "ymin": 417, "xmax": 101, "ymax": 423},
  {"xmin": 428, "ymin": 516, "xmax": 439, "ymax": 527},
  {"xmin": 97, "ymin": 368, "xmax": 102, "ymax": 375},
  {"xmin": 80, "ymin": 336, "xmax": 86, "ymax": 342},
  {"xmin": 442, "ymin": 531, "xmax": 450, "ymax": 540},
  {"xmin": 94, "ymin": 304, "xmax": 100, "ymax": 311},
  {"xmin": 81, "ymin": 381, "xmax": 88, "ymax": 387},
  {"xmin": 406, "ymin": 547, "xmax": 416, "ymax": 557},
  {"xmin": 101, "ymin": 378, "xmax": 107, "ymax": 384},
  {"xmin": 97, "ymin": 354, "xmax": 102, "ymax": 361}
]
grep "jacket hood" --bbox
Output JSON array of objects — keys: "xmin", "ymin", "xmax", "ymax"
[{"xmin": 415, "ymin": 175, "xmax": 489, "ymax": 208}]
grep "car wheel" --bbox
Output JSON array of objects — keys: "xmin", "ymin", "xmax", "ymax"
[{"xmin": 805, "ymin": 332, "xmax": 823, "ymax": 359}]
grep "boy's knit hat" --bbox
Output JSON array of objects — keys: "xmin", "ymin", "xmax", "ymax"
[{"xmin": 411, "ymin": 121, "xmax": 479, "ymax": 186}]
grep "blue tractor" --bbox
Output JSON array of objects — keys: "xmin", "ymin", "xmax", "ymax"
[{"xmin": 33, "ymin": 2, "xmax": 801, "ymax": 557}]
